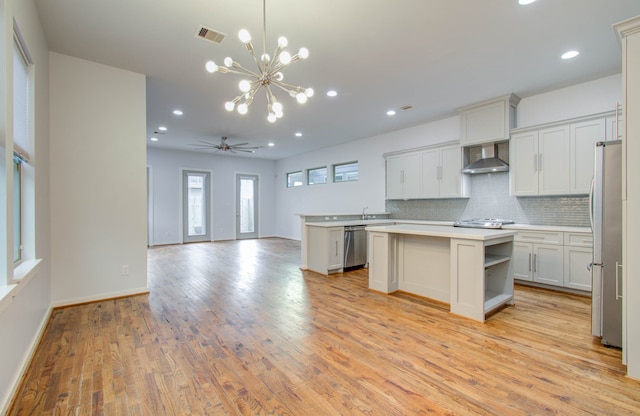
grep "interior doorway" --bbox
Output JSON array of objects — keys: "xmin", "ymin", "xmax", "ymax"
[
  {"xmin": 183, "ymin": 170, "xmax": 211, "ymax": 243},
  {"xmin": 236, "ymin": 174, "xmax": 259, "ymax": 239}
]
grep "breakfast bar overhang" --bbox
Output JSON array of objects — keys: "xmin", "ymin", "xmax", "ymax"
[{"xmin": 366, "ymin": 224, "xmax": 516, "ymax": 322}]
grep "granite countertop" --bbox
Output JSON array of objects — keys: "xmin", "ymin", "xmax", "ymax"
[{"xmin": 305, "ymin": 219, "xmax": 454, "ymax": 228}]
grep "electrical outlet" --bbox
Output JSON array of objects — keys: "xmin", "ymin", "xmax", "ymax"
[{"xmin": 121, "ymin": 265, "xmax": 129, "ymax": 276}]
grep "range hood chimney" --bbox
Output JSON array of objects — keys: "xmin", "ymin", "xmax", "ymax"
[{"xmin": 461, "ymin": 143, "xmax": 509, "ymax": 174}]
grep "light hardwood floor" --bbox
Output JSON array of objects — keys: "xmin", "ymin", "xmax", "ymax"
[{"xmin": 8, "ymin": 238, "xmax": 640, "ymax": 415}]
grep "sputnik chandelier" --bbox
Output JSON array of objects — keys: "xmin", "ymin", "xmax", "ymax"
[{"xmin": 205, "ymin": 0, "xmax": 313, "ymax": 123}]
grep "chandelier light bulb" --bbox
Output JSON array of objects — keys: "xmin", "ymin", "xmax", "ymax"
[
  {"xmin": 205, "ymin": 61, "xmax": 219, "ymax": 73},
  {"xmin": 296, "ymin": 92, "xmax": 308, "ymax": 104},
  {"xmin": 237, "ymin": 103, "xmax": 249, "ymax": 115},
  {"xmin": 224, "ymin": 57, "xmax": 233, "ymax": 67},
  {"xmin": 238, "ymin": 29, "xmax": 252, "ymax": 43},
  {"xmin": 267, "ymin": 113, "xmax": 277, "ymax": 123},
  {"xmin": 276, "ymin": 109, "xmax": 284, "ymax": 118},
  {"xmin": 305, "ymin": 88, "xmax": 314, "ymax": 97},
  {"xmin": 299, "ymin": 47, "xmax": 309, "ymax": 59},
  {"xmin": 274, "ymin": 72, "xmax": 284, "ymax": 81},
  {"xmin": 279, "ymin": 51, "xmax": 292, "ymax": 65},
  {"xmin": 225, "ymin": 101, "xmax": 236, "ymax": 111},
  {"xmin": 272, "ymin": 101, "xmax": 283, "ymax": 113},
  {"xmin": 278, "ymin": 36, "xmax": 288, "ymax": 48},
  {"xmin": 239, "ymin": 79, "xmax": 252, "ymax": 92}
]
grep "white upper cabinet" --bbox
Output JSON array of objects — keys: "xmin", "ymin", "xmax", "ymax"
[
  {"xmin": 538, "ymin": 125, "xmax": 571, "ymax": 195},
  {"xmin": 420, "ymin": 144, "xmax": 464, "ymax": 198},
  {"xmin": 570, "ymin": 118, "xmax": 606, "ymax": 194},
  {"xmin": 386, "ymin": 152, "xmax": 421, "ymax": 200},
  {"xmin": 510, "ymin": 112, "xmax": 614, "ymax": 196},
  {"xmin": 385, "ymin": 142, "xmax": 468, "ymax": 200},
  {"xmin": 510, "ymin": 130, "xmax": 539, "ymax": 196},
  {"xmin": 459, "ymin": 94, "xmax": 520, "ymax": 146}
]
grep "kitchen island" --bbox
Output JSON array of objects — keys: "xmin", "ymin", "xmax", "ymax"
[{"xmin": 366, "ymin": 224, "xmax": 515, "ymax": 322}]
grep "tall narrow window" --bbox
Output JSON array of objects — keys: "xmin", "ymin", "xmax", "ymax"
[{"xmin": 13, "ymin": 29, "xmax": 32, "ymax": 265}]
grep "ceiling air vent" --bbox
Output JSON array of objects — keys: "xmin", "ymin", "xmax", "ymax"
[{"xmin": 195, "ymin": 26, "xmax": 227, "ymax": 44}]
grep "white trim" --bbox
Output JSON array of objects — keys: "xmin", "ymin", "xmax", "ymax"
[
  {"xmin": 50, "ymin": 287, "xmax": 150, "ymax": 308},
  {"xmin": 0, "ymin": 305, "xmax": 52, "ymax": 416},
  {"xmin": 147, "ymin": 165, "xmax": 154, "ymax": 246}
]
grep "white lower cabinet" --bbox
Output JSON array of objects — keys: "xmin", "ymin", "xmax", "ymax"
[
  {"xmin": 563, "ymin": 232, "xmax": 594, "ymax": 291},
  {"xmin": 307, "ymin": 226, "xmax": 344, "ymax": 274},
  {"xmin": 512, "ymin": 230, "xmax": 593, "ymax": 291}
]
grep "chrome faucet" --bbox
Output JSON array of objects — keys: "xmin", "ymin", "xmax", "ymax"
[{"xmin": 362, "ymin": 206, "xmax": 369, "ymax": 220}]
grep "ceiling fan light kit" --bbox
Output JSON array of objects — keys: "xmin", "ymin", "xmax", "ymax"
[{"xmin": 205, "ymin": 0, "xmax": 313, "ymax": 123}]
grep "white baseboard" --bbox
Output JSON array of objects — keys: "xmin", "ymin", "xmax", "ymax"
[{"xmin": 51, "ymin": 287, "xmax": 150, "ymax": 308}]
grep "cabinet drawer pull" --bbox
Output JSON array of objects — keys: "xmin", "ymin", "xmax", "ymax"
[{"xmin": 523, "ymin": 235, "xmax": 545, "ymax": 240}]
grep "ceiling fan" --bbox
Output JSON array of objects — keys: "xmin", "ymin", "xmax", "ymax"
[{"xmin": 190, "ymin": 136, "xmax": 263, "ymax": 153}]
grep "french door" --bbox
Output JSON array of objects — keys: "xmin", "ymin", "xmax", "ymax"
[
  {"xmin": 236, "ymin": 174, "xmax": 259, "ymax": 239},
  {"xmin": 183, "ymin": 170, "xmax": 211, "ymax": 243}
]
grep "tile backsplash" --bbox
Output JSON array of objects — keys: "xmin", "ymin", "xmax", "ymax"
[{"xmin": 385, "ymin": 172, "xmax": 590, "ymax": 227}]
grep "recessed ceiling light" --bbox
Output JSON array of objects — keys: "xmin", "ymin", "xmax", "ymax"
[
  {"xmin": 518, "ymin": 0, "xmax": 536, "ymax": 5},
  {"xmin": 326, "ymin": 90, "xmax": 338, "ymax": 97},
  {"xmin": 387, "ymin": 110, "xmax": 396, "ymax": 116},
  {"xmin": 295, "ymin": 132, "xmax": 303, "ymax": 137},
  {"xmin": 150, "ymin": 137, "xmax": 159, "ymax": 142},
  {"xmin": 158, "ymin": 126, "xmax": 168, "ymax": 131},
  {"xmin": 561, "ymin": 50, "xmax": 580, "ymax": 60},
  {"xmin": 173, "ymin": 110, "xmax": 183, "ymax": 116},
  {"xmin": 268, "ymin": 142, "xmax": 275, "ymax": 147}
]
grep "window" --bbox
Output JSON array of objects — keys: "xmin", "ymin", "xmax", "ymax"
[
  {"xmin": 333, "ymin": 161, "xmax": 358, "ymax": 182},
  {"xmin": 286, "ymin": 171, "xmax": 303, "ymax": 187},
  {"xmin": 12, "ymin": 26, "xmax": 33, "ymax": 269},
  {"xmin": 307, "ymin": 166, "xmax": 327, "ymax": 185}
]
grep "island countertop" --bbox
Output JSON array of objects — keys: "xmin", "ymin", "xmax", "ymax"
[{"xmin": 365, "ymin": 223, "xmax": 516, "ymax": 241}]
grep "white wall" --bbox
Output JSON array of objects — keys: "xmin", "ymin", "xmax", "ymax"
[
  {"xmin": 49, "ymin": 53, "xmax": 147, "ymax": 306},
  {"xmin": 274, "ymin": 75, "xmax": 622, "ymax": 240},
  {"xmin": 0, "ymin": 0, "xmax": 51, "ymax": 413},
  {"xmin": 275, "ymin": 116, "xmax": 460, "ymax": 239},
  {"xmin": 147, "ymin": 147, "xmax": 278, "ymax": 243}
]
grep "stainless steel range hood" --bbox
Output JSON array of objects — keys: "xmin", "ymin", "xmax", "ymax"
[{"xmin": 461, "ymin": 143, "xmax": 509, "ymax": 174}]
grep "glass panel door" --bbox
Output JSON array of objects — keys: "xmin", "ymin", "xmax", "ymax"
[
  {"xmin": 183, "ymin": 170, "xmax": 211, "ymax": 243},
  {"xmin": 236, "ymin": 174, "xmax": 259, "ymax": 239}
]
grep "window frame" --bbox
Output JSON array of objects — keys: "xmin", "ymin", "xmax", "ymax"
[
  {"xmin": 307, "ymin": 166, "xmax": 328, "ymax": 185},
  {"xmin": 333, "ymin": 161, "xmax": 359, "ymax": 183},
  {"xmin": 286, "ymin": 171, "xmax": 303, "ymax": 188}
]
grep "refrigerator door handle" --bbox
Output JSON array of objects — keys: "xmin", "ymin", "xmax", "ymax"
[
  {"xmin": 589, "ymin": 178, "xmax": 595, "ymax": 231},
  {"xmin": 616, "ymin": 262, "xmax": 623, "ymax": 300}
]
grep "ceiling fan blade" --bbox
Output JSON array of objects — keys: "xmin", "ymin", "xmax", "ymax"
[{"xmin": 228, "ymin": 142, "xmax": 249, "ymax": 147}]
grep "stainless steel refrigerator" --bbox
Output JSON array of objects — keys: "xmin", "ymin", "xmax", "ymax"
[{"xmin": 591, "ymin": 140, "xmax": 623, "ymax": 348}]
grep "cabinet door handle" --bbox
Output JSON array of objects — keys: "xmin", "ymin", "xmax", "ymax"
[
  {"xmin": 533, "ymin": 254, "xmax": 537, "ymax": 273},
  {"xmin": 534, "ymin": 154, "xmax": 537, "ymax": 172},
  {"xmin": 538, "ymin": 154, "xmax": 543, "ymax": 172},
  {"xmin": 529, "ymin": 253, "xmax": 532, "ymax": 272},
  {"xmin": 336, "ymin": 241, "xmax": 338, "ymax": 257}
]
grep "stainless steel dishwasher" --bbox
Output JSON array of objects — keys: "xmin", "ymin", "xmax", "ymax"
[{"xmin": 344, "ymin": 225, "xmax": 367, "ymax": 268}]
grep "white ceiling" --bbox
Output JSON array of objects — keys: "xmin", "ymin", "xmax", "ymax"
[{"xmin": 34, "ymin": 0, "xmax": 640, "ymax": 160}]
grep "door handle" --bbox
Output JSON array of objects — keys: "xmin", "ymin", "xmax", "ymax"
[
  {"xmin": 616, "ymin": 262, "xmax": 623, "ymax": 300},
  {"xmin": 534, "ymin": 154, "xmax": 537, "ymax": 172},
  {"xmin": 533, "ymin": 253, "xmax": 537, "ymax": 273},
  {"xmin": 529, "ymin": 253, "xmax": 532, "ymax": 272}
]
